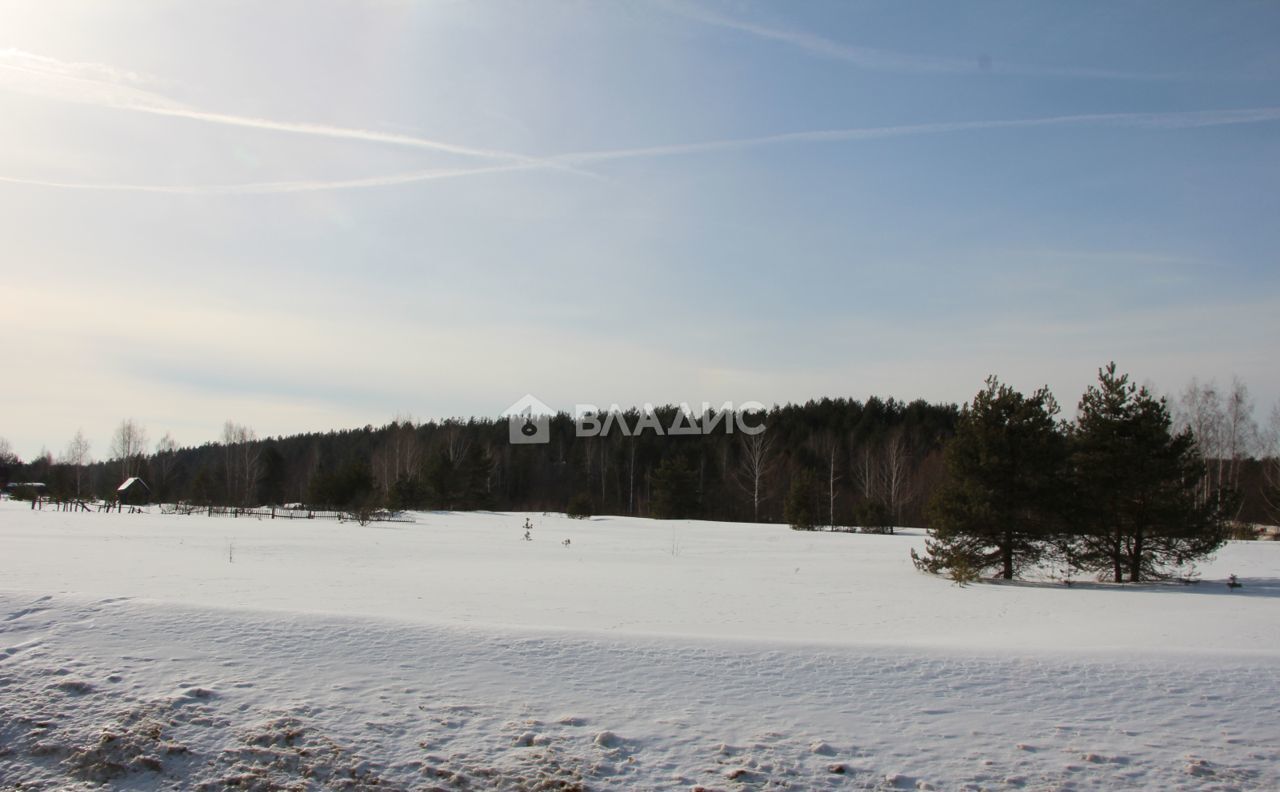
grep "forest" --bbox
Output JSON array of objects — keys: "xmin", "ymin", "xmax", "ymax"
[{"xmin": 2, "ymin": 368, "xmax": 1277, "ymax": 534}]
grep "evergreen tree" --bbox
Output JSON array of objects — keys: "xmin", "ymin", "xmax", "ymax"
[
  {"xmin": 187, "ymin": 464, "xmax": 214, "ymax": 506},
  {"xmin": 650, "ymin": 455, "xmax": 699, "ymax": 519},
  {"xmin": 426, "ymin": 450, "xmax": 458, "ymax": 509},
  {"xmin": 256, "ymin": 446, "xmax": 287, "ymax": 505},
  {"xmin": 387, "ymin": 475, "xmax": 429, "ymax": 511},
  {"xmin": 457, "ymin": 443, "xmax": 494, "ymax": 509},
  {"xmin": 918, "ymin": 377, "xmax": 1067, "ymax": 580},
  {"xmin": 308, "ymin": 459, "xmax": 375, "ymax": 509},
  {"xmin": 1070, "ymin": 363, "xmax": 1226, "ymax": 582},
  {"xmin": 784, "ymin": 468, "xmax": 820, "ymax": 530}
]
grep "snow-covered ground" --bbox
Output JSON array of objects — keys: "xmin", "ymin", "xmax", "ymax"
[{"xmin": 1, "ymin": 500, "xmax": 1277, "ymax": 790}]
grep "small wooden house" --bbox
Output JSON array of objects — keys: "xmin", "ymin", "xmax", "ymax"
[
  {"xmin": 4, "ymin": 482, "xmax": 46, "ymax": 501},
  {"xmin": 116, "ymin": 477, "xmax": 151, "ymax": 506}
]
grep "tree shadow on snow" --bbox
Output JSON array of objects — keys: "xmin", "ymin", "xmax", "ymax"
[{"xmin": 985, "ymin": 576, "xmax": 1280, "ymax": 598}]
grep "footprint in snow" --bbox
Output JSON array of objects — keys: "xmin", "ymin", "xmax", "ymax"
[
  {"xmin": 55, "ymin": 679, "xmax": 94, "ymax": 695},
  {"xmin": 183, "ymin": 687, "xmax": 218, "ymax": 699},
  {"xmin": 4, "ymin": 605, "xmax": 50, "ymax": 622}
]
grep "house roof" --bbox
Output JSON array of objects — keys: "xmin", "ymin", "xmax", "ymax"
[{"xmin": 117, "ymin": 477, "xmax": 149, "ymax": 492}]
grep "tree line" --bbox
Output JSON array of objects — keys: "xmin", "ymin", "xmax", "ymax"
[
  {"xmin": 3, "ymin": 400, "xmax": 957, "ymax": 525},
  {"xmin": 2, "ymin": 367, "xmax": 1277, "ymax": 539}
]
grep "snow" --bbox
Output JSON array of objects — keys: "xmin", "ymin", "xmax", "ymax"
[{"xmin": 1, "ymin": 500, "xmax": 1278, "ymax": 789}]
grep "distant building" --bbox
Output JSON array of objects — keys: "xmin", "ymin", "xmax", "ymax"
[
  {"xmin": 116, "ymin": 477, "xmax": 151, "ymax": 506},
  {"xmin": 4, "ymin": 482, "xmax": 46, "ymax": 501}
]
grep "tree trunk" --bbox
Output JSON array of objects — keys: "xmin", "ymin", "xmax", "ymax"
[
  {"xmin": 828, "ymin": 446, "xmax": 836, "ymax": 529},
  {"xmin": 1002, "ymin": 532, "xmax": 1014, "ymax": 580},
  {"xmin": 1112, "ymin": 534, "xmax": 1123, "ymax": 583},
  {"xmin": 1129, "ymin": 531, "xmax": 1144, "ymax": 583}
]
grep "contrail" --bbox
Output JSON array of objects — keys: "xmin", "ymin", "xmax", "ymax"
[
  {"xmin": 553, "ymin": 107, "xmax": 1280, "ymax": 165},
  {"xmin": 130, "ymin": 105, "xmax": 557, "ymax": 167},
  {"xmin": 4, "ymin": 107, "xmax": 1278, "ymax": 195},
  {"xmin": 0, "ymin": 49, "xmax": 572, "ymax": 170},
  {"xmin": 0, "ymin": 163, "xmax": 539, "ymax": 195},
  {"xmin": 659, "ymin": 1, "xmax": 1174, "ymax": 81}
]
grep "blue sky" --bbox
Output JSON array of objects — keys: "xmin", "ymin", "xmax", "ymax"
[{"xmin": 1, "ymin": 1, "xmax": 1277, "ymax": 459}]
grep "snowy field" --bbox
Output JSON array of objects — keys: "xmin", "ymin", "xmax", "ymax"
[{"xmin": 1, "ymin": 500, "xmax": 1278, "ymax": 790}]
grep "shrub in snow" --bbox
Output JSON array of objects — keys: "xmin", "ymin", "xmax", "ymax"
[
  {"xmin": 346, "ymin": 501, "xmax": 377, "ymax": 526},
  {"xmin": 566, "ymin": 493, "xmax": 593, "ymax": 520},
  {"xmin": 854, "ymin": 499, "xmax": 894, "ymax": 534}
]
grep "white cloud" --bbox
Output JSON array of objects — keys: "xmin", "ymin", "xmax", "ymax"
[{"xmin": 0, "ymin": 47, "xmax": 155, "ymax": 85}]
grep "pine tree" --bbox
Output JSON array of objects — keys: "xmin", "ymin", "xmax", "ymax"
[
  {"xmin": 650, "ymin": 455, "xmax": 699, "ymax": 519},
  {"xmin": 387, "ymin": 475, "xmax": 429, "ymax": 511},
  {"xmin": 308, "ymin": 459, "xmax": 375, "ymax": 509},
  {"xmin": 457, "ymin": 443, "xmax": 494, "ymax": 509},
  {"xmin": 785, "ymin": 468, "xmax": 819, "ymax": 530},
  {"xmin": 918, "ymin": 377, "xmax": 1067, "ymax": 580},
  {"xmin": 426, "ymin": 450, "xmax": 458, "ymax": 509},
  {"xmin": 1070, "ymin": 363, "xmax": 1226, "ymax": 582}
]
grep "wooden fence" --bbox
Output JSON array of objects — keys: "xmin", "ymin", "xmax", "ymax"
[{"xmin": 24, "ymin": 498, "xmax": 414, "ymax": 524}]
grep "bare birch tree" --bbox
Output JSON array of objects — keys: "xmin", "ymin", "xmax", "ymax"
[
  {"xmin": 442, "ymin": 423, "xmax": 470, "ymax": 464},
  {"xmin": 1178, "ymin": 377, "xmax": 1259, "ymax": 511},
  {"xmin": 826, "ymin": 440, "xmax": 841, "ymax": 529},
  {"xmin": 854, "ymin": 441, "xmax": 878, "ymax": 503},
  {"xmin": 110, "ymin": 419, "xmax": 148, "ymax": 479},
  {"xmin": 373, "ymin": 416, "xmax": 422, "ymax": 492},
  {"xmin": 627, "ymin": 438, "xmax": 637, "ymax": 515},
  {"xmin": 154, "ymin": 433, "xmax": 178, "ymax": 499},
  {"xmin": 809, "ymin": 432, "xmax": 842, "ymax": 529},
  {"xmin": 222, "ymin": 421, "xmax": 260, "ymax": 506},
  {"xmin": 1223, "ymin": 378, "xmax": 1257, "ymax": 493},
  {"xmin": 880, "ymin": 428, "xmax": 914, "ymax": 524},
  {"xmin": 597, "ymin": 431, "xmax": 617, "ymax": 506},
  {"xmin": 0, "ymin": 437, "xmax": 17, "ymax": 465},
  {"xmin": 1176, "ymin": 379, "xmax": 1224, "ymax": 506},
  {"xmin": 737, "ymin": 432, "xmax": 774, "ymax": 522},
  {"xmin": 62, "ymin": 429, "xmax": 92, "ymax": 498},
  {"xmin": 1262, "ymin": 403, "xmax": 1280, "ymax": 524}
]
